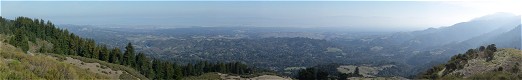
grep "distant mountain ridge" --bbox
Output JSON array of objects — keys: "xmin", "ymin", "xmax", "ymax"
[
  {"xmin": 389, "ymin": 13, "xmax": 520, "ymax": 50},
  {"xmin": 401, "ymin": 13, "xmax": 521, "ymax": 77}
]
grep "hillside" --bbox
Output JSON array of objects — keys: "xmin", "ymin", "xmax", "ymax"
[
  {"xmin": 418, "ymin": 44, "xmax": 522, "ymax": 79},
  {"xmin": 0, "ymin": 34, "xmax": 111, "ymax": 79},
  {"xmin": 183, "ymin": 72, "xmax": 291, "ymax": 80},
  {"xmin": 0, "ymin": 33, "xmax": 150, "ymax": 79}
]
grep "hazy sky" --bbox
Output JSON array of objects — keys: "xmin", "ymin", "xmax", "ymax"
[{"xmin": 1, "ymin": 1, "xmax": 521, "ymax": 31}]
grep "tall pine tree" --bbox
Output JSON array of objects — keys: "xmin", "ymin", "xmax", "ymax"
[
  {"xmin": 109, "ymin": 48, "xmax": 121, "ymax": 63},
  {"xmin": 123, "ymin": 42, "xmax": 135, "ymax": 67}
]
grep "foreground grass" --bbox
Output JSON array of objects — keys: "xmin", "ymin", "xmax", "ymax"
[
  {"xmin": 1, "ymin": 34, "xmax": 148, "ymax": 79},
  {"xmin": 183, "ymin": 72, "xmax": 288, "ymax": 80},
  {"xmin": 183, "ymin": 72, "xmax": 222, "ymax": 80},
  {"xmin": 0, "ymin": 36, "xmax": 109, "ymax": 79},
  {"xmin": 68, "ymin": 55, "xmax": 148, "ymax": 80}
]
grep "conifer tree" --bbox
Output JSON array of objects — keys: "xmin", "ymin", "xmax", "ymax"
[
  {"xmin": 123, "ymin": 42, "xmax": 135, "ymax": 66},
  {"xmin": 109, "ymin": 48, "xmax": 121, "ymax": 63}
]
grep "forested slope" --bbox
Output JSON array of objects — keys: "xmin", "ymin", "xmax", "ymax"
[{"xmin": 0, "ymin": 17, "xmax": 271, "ymax": 79}]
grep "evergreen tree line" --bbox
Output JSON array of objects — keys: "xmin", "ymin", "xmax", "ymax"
[
  {"xmin": 0, "ymin": 17, "xmax": 256, "ymax": 79},
  {"xmin": 297, "ymin": 67, "xmax": 363, "ymax": 80}
]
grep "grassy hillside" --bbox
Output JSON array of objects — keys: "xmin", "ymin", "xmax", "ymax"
[
  {"xmin": 66, "ymin": 55, "xmax": 147, "ymax": 79},
  {"xmin": 0, "ymin": 34, "xmax": 147, "ymax": 79},
  {"xmin": 0, "ymin": 34, "xmax": 109, "ymax": 79},
  {"xmin": 418, "ymin": 44, "xmax": 522, "ymax": 79},
  {"xmin": 183, "ymin": 72, "xmax": 291, "ymax": 80}
]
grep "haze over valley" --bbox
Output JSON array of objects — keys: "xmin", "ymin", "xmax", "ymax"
[
  {"xmin": 1, "ymin": 1, "xmax": 521, "ymax": 79},
  {"xmin": 57, "ymin": 12, "xmax": 521, "ymax": 78}
]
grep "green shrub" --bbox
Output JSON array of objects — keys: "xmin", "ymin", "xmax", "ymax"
[
  {"xmin": 119, "ymin": 73, "xmax": 138, "ymax": 80},
  {"xmin": 468, "ymin": 71, "xmax": 522, "ymax": 80},
  {"xmin": 183, "ymin": 72, "xmax": 221, "ymax": 80}
]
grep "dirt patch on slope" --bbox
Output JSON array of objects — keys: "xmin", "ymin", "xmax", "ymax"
[
  {"xmin": 63, "ymin": 57, "xmax": 123, "ymax": 79},
  {"xmin": 218, "ymin": 73, "xmax": 292, "ymax": 80}
]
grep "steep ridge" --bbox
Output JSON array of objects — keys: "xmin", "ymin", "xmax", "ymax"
[
  {"xmin": 399, "ymin": 13, "xmax": 520, "ymax": 50},
  {"xmin": 446, "ymin": 25, "xmax": 521, "ymax": 54},
  {"xmin": 401, "ymin": 13, "xmax": 520, "ymax": 76},
  {"xmin": 418, "ymin": 44, "xmax": 522, "ymax": 79}
]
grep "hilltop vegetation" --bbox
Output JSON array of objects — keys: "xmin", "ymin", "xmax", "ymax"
[
  {"xmin": 418, "ymin": 44, "xmax": 522, "ymax": 79},
  {"xmin": 0, "ymin": 34, "xmax": 109, "ymax": 79}
]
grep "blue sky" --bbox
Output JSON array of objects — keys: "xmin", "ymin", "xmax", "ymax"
[{"xmin": 1, "ymin": 1, "xmax": 519, "ymax": 31}]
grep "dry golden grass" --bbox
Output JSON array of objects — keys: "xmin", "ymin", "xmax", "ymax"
[
  {"xmin": 69, "ymin": 55, "xmax": 147, "ymax": 80},
  {"xmin": 184, "ymin": 72, "xmax": 291, "ymax": 80},
  {"xmin": 63, "ymin": 57, "xmax": 124, "ymax": 79},
  {"xmin": 0, "ymin": 34, "xmax": 110, "ymax": 79}
]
